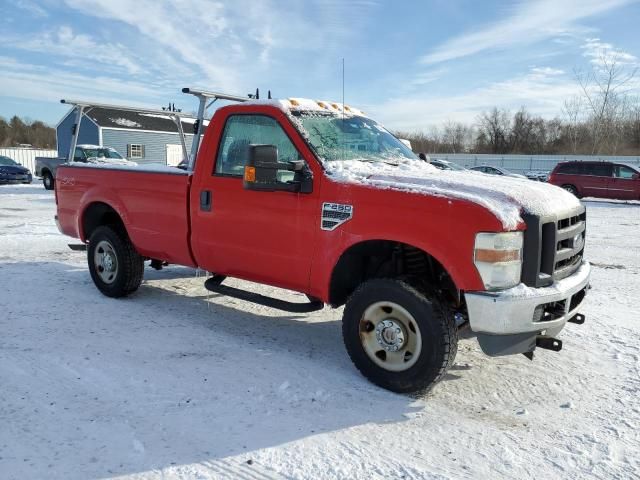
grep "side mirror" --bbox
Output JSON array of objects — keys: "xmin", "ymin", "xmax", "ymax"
[
  {"xmin": 243, "ymin": 144, "xmax": 312, "ymax": 193},
  {"xmin": 632, "ymin": 173, "xmax": 640, "ymax": 180}
]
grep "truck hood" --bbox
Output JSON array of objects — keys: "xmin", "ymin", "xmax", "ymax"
[{"xmin": 326, "ymin": 160, "xmax": 581, "ymax": 229}]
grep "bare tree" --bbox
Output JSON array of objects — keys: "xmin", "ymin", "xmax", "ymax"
[
  {"xmin": 442, "ymin": 121, "xmax": 473, "ymax": 153},
  {"xmin": 575, "ymin": 50, "xmax": 638, "ymax": 154},
  {"xmin": 476, "ymin": 108, "xmax": 511, "ymax": 153}
]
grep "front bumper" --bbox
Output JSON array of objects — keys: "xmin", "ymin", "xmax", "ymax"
[
  {"xmin": 465, "ymin": 261, "xmax": 590, "ymax": 355},
  {"xmin": 0, "ymin": 174, "xmax": 32, "ymax": 184}
]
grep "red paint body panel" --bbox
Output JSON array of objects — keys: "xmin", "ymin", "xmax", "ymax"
[
  {"xmin": 56, "ymin": 103, "xmax": 514, "ymax": 304},
  {"xmin": 56, "ymin": 167, "xmax": 196, "ymax": 267}
]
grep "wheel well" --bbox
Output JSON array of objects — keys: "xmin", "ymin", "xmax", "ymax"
[
  {"xmin": 328, "ymin": 240, "xmax": 459, "ymax": 307},
  {"xmin": 42, "ymin": 168, "xmax": 51, "ymax": 176},
  {"xmin": 82, "ymin": 202, "xmax": 126, "ymax": 240}
]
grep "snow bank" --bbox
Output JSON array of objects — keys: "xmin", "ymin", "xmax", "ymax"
[{"xmin": 325, "ymin": 160, "xmax": 582, "ymax": 229}]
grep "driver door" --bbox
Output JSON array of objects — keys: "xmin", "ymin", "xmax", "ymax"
[{"xmin": 190, "ymin": 113, "xmax": 320, "ymax": 293}]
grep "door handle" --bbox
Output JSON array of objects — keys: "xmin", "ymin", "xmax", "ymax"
[{"xmin": 200, "ymin": 190, "xmax": 212, "ymax": 212}]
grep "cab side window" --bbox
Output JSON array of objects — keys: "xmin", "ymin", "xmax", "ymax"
[
  {"xmin": 215, "ymin": 115, "xmax": 302, "ymax": 176},
  {"xmin": 73, "ymin": 147, "xmax": 86, "ymax": 162}
]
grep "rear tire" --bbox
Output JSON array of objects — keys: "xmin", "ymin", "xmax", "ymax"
[
  {"xmin": 87, "ymin": 225, "xmax": 144, "ymax": 298},
  {"xmin": 561, "ymin": 184, "xmax": 580, "ymax": 197},
  {"xmin": 43, "ymin": 172, "xmax": 54, "ymax": 190},
  {"xmin": 342, "ymin": 278, "xmax": 457, "ymax": 394}
]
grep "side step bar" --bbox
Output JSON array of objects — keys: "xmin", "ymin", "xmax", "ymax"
[
  {"xmin": 204, "ymin": 277, "xmax": 324, "ymax": 313},
  {"xmin": 68, "ymin": 243, "xmax": 87, "ymax": 251}
]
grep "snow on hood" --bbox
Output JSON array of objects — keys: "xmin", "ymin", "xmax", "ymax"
[{"xmin": 326, "ymin": 160, "xmax": 582, "ymax": 229}]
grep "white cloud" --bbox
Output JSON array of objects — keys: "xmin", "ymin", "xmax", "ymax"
[
  {"xmin": 421, "ymin": 0, "xmax": 635, "ymax": 65},
  {"xmin": 530, "ymin": 67, "xmax": 565, "ymax": 76},
  {"xmin": 372, "ymin": 67, "xmax": 580, "ymax": 130},
  {"xmin": 1, "ymin": 26, "xmax": 143, "ymax": 76},
  {"xmin": 0, "ymin": 56, "xmax": 168, "ymax": 108},
  {"xmin": 14, "ymin": 0, "xmax": 48, "ymax": 17},
  {"xmin": 581, "ymin": 37, "xmax": 638, "ymax": 66},
  {"xmin": 60, "ymin": 0, "xmax": 379, "ymax": 94}
]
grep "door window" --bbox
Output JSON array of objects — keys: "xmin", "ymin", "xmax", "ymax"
[
  {"xmin": 582, "ymin": 163, "xmax": 612, "ymax": 177},
  {"xmin": 73, "ymin": 147, "xmax": 86, "ymax": 162},
  {"xmin": 557, "ymin": 163, "xmax": 582, "ymax": 174},
  {"xmin": 614, "ymin": 165, "xmax": 638, "ymax": 179},
  {"xmin": 215, "ymin": 115, "xmax": 302, "ymax": 176}
]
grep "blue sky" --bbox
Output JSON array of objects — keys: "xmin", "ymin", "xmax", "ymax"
[{"xmin": 1, "ymin": 0, "xmax": 638, "ymax": 131}]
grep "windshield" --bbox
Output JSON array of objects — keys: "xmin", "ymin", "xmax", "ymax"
[
  {"xmin": 83, "ymin": 148, "xmax": 123, "ymax": 159},
  {"xmin": 0, "ymin": 156, "xmax": 18, "ymax": 166},
  {"xmin": 291, "ymin": 111, "xmax": 417, "ymax": 163}
]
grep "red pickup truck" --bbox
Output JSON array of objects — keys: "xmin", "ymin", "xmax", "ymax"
[{"xmin": 55, "ymin": 96, "xmax": 591, "ymax": 393}]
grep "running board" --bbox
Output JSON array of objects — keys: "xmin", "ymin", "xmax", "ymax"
[
  {"xmin": 204, "ymin": 277, "xmax": 324, "ymax": 313},
  {"xmin": 68, "ymin": 243, "xmax": 87, "ymax": 251}
]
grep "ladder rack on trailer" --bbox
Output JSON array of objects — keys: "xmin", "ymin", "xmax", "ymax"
[{"xmin": 60, "ymin": 88, "xmax": 252, "ymax": 171}]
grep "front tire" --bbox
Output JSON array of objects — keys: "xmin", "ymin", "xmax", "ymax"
[
  {"xmin": 342, "ymin": 278, "xmax": 457, "ymax": 394},
  {"xmin": 87, "ymin": 225, "xmax": 144, "ymax": 298},
  {"xmin": 43, "ymin": 172, "xmax": 54, "ymax": 190}
]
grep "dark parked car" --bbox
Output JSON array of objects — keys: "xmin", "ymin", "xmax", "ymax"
[
  {"xmin": 469, "ymin": 165, "xmax": 527, "ymax": 179},
  {"xmin": 0, "ymin": 155, "xmax": 32, "ymax": 184},
  {"xmin": 548, "ymin": 161, "xmax": 640, "ymax": 200}
]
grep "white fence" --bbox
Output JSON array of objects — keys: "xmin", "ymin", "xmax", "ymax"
[
  {"xmin": 2, "ymin": 147, "xmax": 639, "ymax": 178},
  {"xmin": 430, "ymin": 154, "xmax": 640, "ymax": 175},
  {"xmin": 0, "ymin": 147, "xmax": 58, "ymax": 174}
]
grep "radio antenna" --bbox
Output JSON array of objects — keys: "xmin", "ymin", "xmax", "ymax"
[{"xmin": 342, "ymin": 57, "xmax": 345, "ymax": 161}]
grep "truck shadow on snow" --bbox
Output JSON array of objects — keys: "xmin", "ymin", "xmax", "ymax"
[{"xmin": 1, "ymin": 261, "xmax": 454, "ymax": 479}]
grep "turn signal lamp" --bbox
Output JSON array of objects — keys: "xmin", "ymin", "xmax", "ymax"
[
  {"xmin": 244, "ymin": 166, "xmax": 256, "ymax": 182},
  {"xmin": 473, "ymin": 232, "xmax": 523, "ymax": 290}
]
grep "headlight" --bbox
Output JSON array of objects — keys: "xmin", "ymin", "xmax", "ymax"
[{"xmin": 474, "ymin": 232, "xmax": 523, "ymax": 290}]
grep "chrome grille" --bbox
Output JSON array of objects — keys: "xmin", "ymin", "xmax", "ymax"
[
  {"xmin": 522, "ymin": 207, "xmax": 586, "ymax": 287},
  {"xmin": 553, "ymin": 211, "xmax": 586, "ymax": 279}
]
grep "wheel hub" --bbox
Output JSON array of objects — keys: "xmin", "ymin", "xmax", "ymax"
[
  {"xmin": 375, "ymin": 319, "xmax": 406, "ymax": 352},
  {"xmin": 102, "ymin": 253, "xmax": 115, "ymax": 271},
  {"xmin": 94, "ymin": 240, "xmax": 118, "ymax": 284}
]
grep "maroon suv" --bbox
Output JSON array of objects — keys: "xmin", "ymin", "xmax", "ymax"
[{"xmin": 548, "ymin": 161, "xmax": 640, "ymax": 200}]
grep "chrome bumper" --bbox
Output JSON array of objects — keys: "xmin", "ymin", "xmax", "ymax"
[{"xmin": 465, "ymin": 262, "xmax": 591, "ymax": 355}]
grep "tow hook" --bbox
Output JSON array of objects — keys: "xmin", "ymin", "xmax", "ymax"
[
  {"xmin": 536, "ymin": 335, "xmax": 563, "ymax": 352},
  {"xmin": 568, "ymin": 313, "xmax": 585, "ymax": 325}
]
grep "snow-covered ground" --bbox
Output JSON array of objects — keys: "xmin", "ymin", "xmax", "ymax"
[{"xmin": 1, "ymin": 184, "xmax": 638, "ymax": 480}]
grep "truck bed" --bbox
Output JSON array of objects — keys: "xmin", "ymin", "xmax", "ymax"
[{"xmin": 56, "ymin": 164, "xmax": 196, "ymax": 267}]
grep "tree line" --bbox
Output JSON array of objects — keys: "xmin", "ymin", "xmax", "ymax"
[
  {"xmin": 0, "ymin": 116, "xmax": 56, "ymax": 149},
  {"xmin": 397, "ymin": 52, "xmax": 640, "ymax": 156}
]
